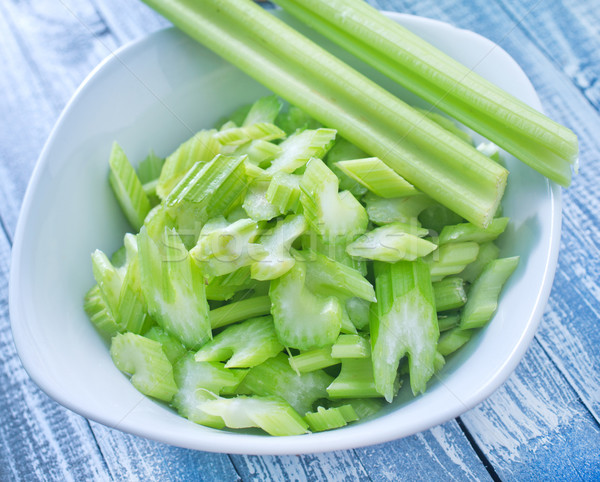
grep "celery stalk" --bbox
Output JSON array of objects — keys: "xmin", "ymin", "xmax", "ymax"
[
  {"xmin": 364, "ymin": 193, "xmax": 433, "ymax": 226},
  {"xmin": 437, "ymin": 328, "xmax": 472, "ymax": 357},
  {"xmin": 438, "ymin": 313, "xmax": 461, "ymax": 332},
  {"xmin": 426, "ymin": 242, "xmax": 480, "ymax": 281},
  {"xmin": 265, "ymin": 172, "xmax": 302, "ymax": 214},
  {"xmin": 232, "ymin": 140, "xmax": 281, "ymax": 168},
  {"xmin": 144, "ymin": 326, "xmax": 187, "ymax": 365},
  {"xmin": 209, "ymin": 295, "xmax": 272, "ymax": 330},
  {"xmin": 84, "ymin": 285, "xmax": 119, "ymax": 336},
  {"xmin": 288, "ymin": 348, "xmax": 340, "ymax": 373},
  {"xmin": 460, "ymin": 241, "xmax": 501, "ymax": 283},
  {"xmin": 242, "ymin": 95, "xmax": 283, "ymax": 126},
  {"xmin": 214, "ymin": 122, "xmax": 286, "ymax": 146},
  {"xmin": 439, "ymin": 217, "xmax": 509, "ymax": 244},
  {"xmin": 326, "ymin": 398, "xmax": 385, "ymax": 419},
  {"xmin": 324, "ymin": 137, "xmax": 368, "ymax": 197},
  {"xmin": 242, "ymin": 180, "xmax": 281, "ymax": 222},
  {"xmin": 331, "ymin": 334, "xmax": 371, "ymax": 359},
  {"xmin": 327, "ymin": 358, "xmax": 383, "ymax": 399},
  {"xmin": 137, "ymin": 150, "xmax": 165, "ymax": 185},
  {"xmin": 415, "ymin": 108, "xmax": 473, "ymax": 145},
  {"xmin": 433, "ymin": 278, "xmax": 467, "ymax": 312},
  {"xmin": 345, "ymin": 297, "xmax": 371, "ymax": 331},
  {"xmin": 275, "ymin": 105, "xmax": 321, "ymax": 135},
  {"xmin": 304, "ymin": 405, "xmax": 358, "ymax": 432},
  {"xmin": 266, "ymin": 128, "xmax": 336, "ymax": 175}
]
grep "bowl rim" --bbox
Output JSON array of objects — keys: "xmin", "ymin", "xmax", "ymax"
[{"xmin": 9, "ymin": 12, "xmax": 562, "ymax": 454}]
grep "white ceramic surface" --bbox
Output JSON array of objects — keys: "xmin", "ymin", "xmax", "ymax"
[{"xmin": 9, "ymin": 12, "xmax": 561, "ymax": 455}]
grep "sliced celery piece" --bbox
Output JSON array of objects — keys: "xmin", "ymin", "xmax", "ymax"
[
  {"xmin": 275, "ymin": 105, "xmax": 321, "ymax": 135},
  {"xmin": 242, "ymin": 95, "xmax": 283, "ymax": 126},
  {"xmin": 91, "ymin": 249, "xmax": 123, "ymax": 319},
  {"xmin": 110, "ymin": 245, "xmax": 127, "ymax": 268},
  {"xmin": 461, "ymin": 257, "xmax": 519, "ymax": 329},
  {"xmin": 415, "ymin": 108, "xmax": 473, "ymax": 145},
  {"xmin": 116, "ymin": 237, "xmax": 149, "ymax": 334},
  {"xmin": 144, "ymin": 326, "xmax": 187, "ymax": 365},
  {"xmin": 266, "ymin": 128, "xmax": 336, "ymax": 175},
  {"xmin": 437, "ymin": 328, "xmax": 473, "ymax": 357},
  {"xmin": 238, "ymin": 353, "xmax": 333, "ymax": 415},
  {"xmin": 426, "ymin": 242, "xmax": 480, "ymax": 281},
  {"xmin": 233, "ymin": 139, "xmax": 282, "ymax": 167},
  {"xmin": 265, "ymin": 172, "xmax": 302, "ymax": 214},
  {"xmin": 138, "ymin": 227, "xmax": 211, "ymax": 349},
  {"xmin": 331, "ymin": 334, "xmax": 371, "ymax": 359},
  {"xmin": 242, "ymin": 179, "xmax": 281, "ymax": 222},
  {"xmin": 110, "ymin": 332, "xmax": 177, "ymax": 402},
  {"xmin": 270, "ymin": 263, "xmax": 342, "ymax": 350},
  {"xmin": 418, "ymin": 203, "xmax": 464, "ymax": 235},
  {"xmin": 288, "ymin": 348, "xmax": 340, "ymax": 373},
  {"xmin": 327, "ymin": 358, "xmax": 383, "ymax": 399},
  {"xmin": 324, "ymin": 137, "xmax": 368, "ymax": 197},
  {"xmin": 439, "ymin": 217, "xmax": 509, "ymax": 244},
  {"xmin": 326, "ymin": 398, "xmax": 385, "ymax": 419},
  {"xmin": 137, "ymin": 149, "xmax": 165, "ymax": 184},
  {"xmin": 371, "ymin": 260, "xmax": 439, "ymax": 399},
  {"xmin": 304, "ymin": 405, "xmax": 358, "ymax": 432},
  {"xmin": 251, "ymin": 214, "xmax": 307, "ymax": 280},
  {"xmin": 364, "ymin": 193, "xmax": 433, "ymax": 226},
  {"xmin": 346, "ymin": 223, "xmax": 437, "ymax": 262},
  {"xmin": 205, "ymin": 267, "xmax": 258, "ymax": 301},
  {"xmin": 214, "ymin": 122, "xmax": 286, "ymax": 146},
  {"xmin": 171, "ymin": 353, "xmax": 246, "ymax": 428},
  {"xmin": 340, "ymin": 308, "xmax": 358, "ymax": 335},
  {"xmin": 156, "ymin": 130, "xmax": 221, "ymax": 199},
  {"xmin": 108, "ymin": 142, "xmax": 151, "ymax": 230},
  {"xmin": 198, "ymin": 395, "xmax": 308, "ymax": 436},
  {"xmin": 195, "ymin": 316, "xmax": 283, "ymax": 368},
  {"xmin": 433, "ymin": 278, "xmax": 467, "ymax": 312},
  {"xmin": 460, "ymin": 241, "xmax": 501, "ymax": 283},
  {"xmin": 335, "ymin": 157, "xmax": 418, "ymax": 198},
  {"xmin": 345, "ymin": 297, "xmax": 371, "ymax": 331},
  {"xmin": 84, "ymin": 285, "xmax": 119, "ymax": 336},
  {"xmin": 438, "ymin": 313, "xmax": 461, "ymax": 332},
  {"xmin": 304, "ymin": 234, "xmax": 367, "ymax": 275},
  {"xmin": 209, "ymin": 295, "xmax": 272, "ymax": 329}
]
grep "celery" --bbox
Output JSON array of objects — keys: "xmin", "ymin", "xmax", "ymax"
[
  {"xmin": 288, "ymin": 348, "xmax": 340, "ymax": 373},
  {"xmin": 426, "ymin": 242, "xmax": 480, "ymax": 281},
  {"xmin": 345, "ymin": 297, "xmax": 371, "ymax": 331},
  {"xmin": 205, "ymin": 267, "xmax": 258, "ymax": 301},
  {"xmin": 138, "ymin": 227, "xmax": 211, "ymax": 349},
  {"xmin": 460, "ymin": 241, "xmax": 501, "ymax": 283},
  {"xmin": 214, "ymin": 122, "xmax": 286, "ymax": 147},
  {"xmin": 275, "ymin": 105, "xmax": 321, "ymax": 135},
  {"xmin": 439, "ymin": 217, "xmax": 509, "ymax": 245},
  {"xmin": 110, "ymin": 332, "xmax": 178, "ymax": 402},
  {"xmin": 433, "ymin": 278, "xmax": 467, "ymax": 312},
  {"xmin": 415, "ymin": 108, "xmax": 473, "ymax": 145},
  {"xmin": 331, "ymin": 334, "xmax": 371, "ymax": 359},
  {"xmin": 198, "ymin": 395, "xmax": 308, "ymax": 436},
  {"xmin": 266, "ymin": 128, "xmax": 336, "ymax": 175},
  {"xmin": 84, "ymin": 285, "xmax": 119, "ymax": 336},
  {"xmin": 144, "ymin": 326, "xmax": 187, "ymax": 365},
  {"xmin": 364, "ymin": 193, "xmax": 433, "ymax": 226},
  {"xmin": 239, "ymin": 353, "xmax": 333, "ymax": 414},
  {"xmin": 195, "ymin": 316, "xmax": 283, "ymax": 368},
  {"xmin": 233, "ymin": 140, "xmax": 281, "ymax": 167},
  {"xmin": 108, "ymin": 142, "xmax": 151, "ymax": 230},
  {"xmin": 371, "ymin": 260, "xmax": 439, "ymax": 399},
  {"xmin": 461, "ymin": 257, "xmax": 519, "ymax": 329},
  {"xmin": 438, "ymin": 313, "xmax": 461, "ymax": 332},
  {"xmin": 324, "ymin": 137, "xmax": 368, "ymax": 197},
  {"xmin": 265, "ymin": 172, "xmax": 302, "ymax": 214},
  {"xmin": 335, "ymin": 157, "xmax": 418, "ymax": 198},
  {"xmin": 137, "ymin": 150, "xmax": 165, "ymax": 185},
  {"xmin": 346, "ymin": 224, "xmax": 437, "ymax": 262},
  {"xmin": 418, "ymin": 203, "xmax": 464, "ymax": 235},
  {"xmin": 251, "ymin": 214, "xmax": 307, "ymax": 280},
  {"xmin": 437, "ymin": 328, "xmax": 472, "ymax": 357},
  {"xmin": 242, "ymin": 95, "xmax": 283, "ymax": 126},
  {"xmin": 326, "ymin": 398, "xmax": 385, "ymax": 419},
  {"xmin": 156, "ymin": 130, "xmax": 221, "ymax": 199},
  {"xmin": 477, "ymin": 142, "xmax": 502, "ymax": 163},
  {"xmin": 209, "ymin": 295, "xmax": 272, "ymax": 330},
  {"xmin": 242, "ymin": 180, "xmax": 281, "ymax": 222},
  {"xmin": 274, "ymin": 0, "xmax": 577, "ymax": 185},
  {"xmin": 217, "ymin": 103, "xmax": 252, "ymax": 129},
  {"xmin": 304, "ymin": 405, "xmax": 358, "ymax": 432},
  {"xmin": 327, "ymin": 358, "xmax": 383, "ymax": 399},
  {"xmin": 304, "ymin": 234, "xmax": 367, "ymax": 275}
]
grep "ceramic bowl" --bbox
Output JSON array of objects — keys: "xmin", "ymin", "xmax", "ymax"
[{"xmin": 9, "ymin": 11, "xmax": 560, "ymax": 454}]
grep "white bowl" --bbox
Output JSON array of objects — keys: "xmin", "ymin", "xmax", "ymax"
[{"xmin": 9, "ymin": 12, "xmax": 560, "ymax": 454}]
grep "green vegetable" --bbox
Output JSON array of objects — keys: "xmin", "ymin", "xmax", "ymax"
[
  {"xmin": 327, "ymin": 357, "xmax": 382, "ymax": 399},
  {"xmin": 242, "ymin": 95, "xmax": 283, "ymax": 126},
  {"xmin": 144, "ymin": 326, "xmax": 187, "ymax": 365},
  {"xmin": 213, "ymin": 122, "xmax": 285, "ymax": 146},
  {"xmin": 437, "ymin": 328, "xmax": 472, "ymax": 357},
  {"xmin": 209, "ymin": 295, "xmax": 272, "ymax": 330},
  {"xmin": 433, "ymin": 278, "xmax": 467, "ymax": 312},
  {"xmin": 460, "ymin": 241, "xmax": 501, "ymax": 283},
  {"xmin": 364, "ymin": 193, "xmax": 433, "ymax": 226},
  {"xmin": 324, "ymin": 137, "xmax": 369, "ymax": 197},
  {"xmin": 265, "ymin": 172, "xmax": 302, "ymax": 214},
  {"xmin": 425, "ymin": 242, "xmax": 480, "ymax": 281},
  {"xmin": 266, "ymin": 128, "xmax": 336, "ymax": 175},
  {"xmin": 275, "ymin": 105, "xmax": 321, "ymax": 135},
  {"xmin": 304, "ymin": 405, "xmax": 358, "ymax": 432},
  {"xmin": 288, "ymin": 348, "xmax": 340, "ymax": 373},
  {"xmin": 331, "ymin": 334, "xmax": 371, "ymax": 359},
  {"xmin": 438, "ymin": 217, "xmax": 509, "ymax": 244},
  {"xmin": 84, "ymin": 285, "xmax": 119, "ymax": 336}
]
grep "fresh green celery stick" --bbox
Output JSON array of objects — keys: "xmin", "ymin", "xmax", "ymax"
[
  {"xmin": 141, "ymin": 0, "xmax": 507, "ymax": 226},
  {"xmin": 327, "ymin": 357, "xmax": 383, "ymax": 399},
  {"xmin": 84, "ymin": 285, "xmax": 119, "ymax": 336},
  {"xmin": 304, "ymin": 234, "xmax": 367, "ymax": 275},
  {"xmin": 477, "ymin": 142, "xmax": 502, "ymax": 163},
  {"xmin": 156, "ymin": 130, "xmax": 220, "ymax": 199},
  {"xmin": 195, "ymin": 316, "xmax": 283, "ymax": 368},
  {"xmin": 171, "ymin": 353, "xmax": 246, "ymax": 428},
  {"xmin": 138, "ymin": 227, "xmax": 211, "ymax": 349},
  {"xmin": 214, "ymin": 122, "xmax": 286, "ymax": 147},
  {"xmin": 243, "ymin": 161, "xmax": 269, "ymax": 182},
  {"xmin": 270, "ymin": 263, "xmax": 342, "ymax": 350},
  {"xmin": 288, "ymin": 348, "xmax": 340, "ymax": 373},
  {"xmin": 304, "ymin": 405, "xmax": 358, "ymax": 432},
  {"xmin": 335, "ymin": 157, "xmax": 418, "ymax": 198},
  {"xmin": 209, "ymin": 295, "xmax": 272, "ymax": 329},
  {"xmin": 331, "ymin": 334, "xmax": 371, "ymax": 358},
  {"xmin": 265, "ymin": 172, "xmax": 302, "ymax": 214},
  {"xmin": 91, "ymin": 249, "xmax": 123, "ymax": 318},
  {"xmin": 275, "ymin": 105, "xmax": 321, "ymax": 135},
  {"xmin": 144, "ymin": 326, "xmax": 187, "ymax": 365},
  {"xmin": 438, "ymin": 313, "xmax": 461, "ymax": 332},
  {"xmin": 415, "ymin": 108, "xmax": 473, "ymax": 145},
  {"xmin": 326, "ymin": 398, "xmax": 385, "ymax": 419},
  {"xmin": 108, "ymin": 142, "xmax": 151, "ymax": 230},
  {"xmin": 110, "ymin": 245, "xmax": 127, "ymax": 268},
  {"xmin": 242, "ymin": 180, "xmax": 281, "ymax": 222},
  {"xmin": 426, "ymin": 242, "xmax": 480, "ymax": 281},
  {"xmin": 437, "ymin": 328, "xmax": 473, "ymax": 356},
  {"xmin": 190, "ymin": 217, "xmax": 267, "ymax": 277},
  {"xmin": 116, "ymin": 248, "xmax": 149, "ymax": 334},
  {"xmin": 266, "ymin": 128, "xmax": 336, "ymax": 175},
  {"xmin": 206, "ymin": 267, "xmax": 262, "ymax": 301},
  {"xmin": 142, "ymin": 179, "xmax": 159, "ymax": 206},
  {"xmin": 137, "ymin": 150, "xmax": 165, "ymax": 184},
  {"xmin": 110, "ymin": 332, "xmax": 177, "ymax": 402},
  {"xmin": 439, "ymin": 217, "xmax": 509, "ymax": 244},
  {"xmin": 324, "ymin": 137, "xmax": 368, "ymax": 197},
  {"xmin": 251, "ymin": 214, "xmax": 307, "ymax": 280},
  {"xmin": 371, "ymin": 260, "xmax": 439, "ymax": 399},
  {"xmin": 433, "ymin": 278, "xmax": 467, "ymax": 312},
  {"xmin": 198, "ymin": 395, "xmax": 308, "ymax": 436},
  {"xmin": 238, "ymin": 353, "xmax": 333, "ymax": 414},
  {"xmin": 418, "ymin": 203, "xmax": 464, "ymax": 235},
  {"xmin": 345, "ymin": 297, "xmax": 371, "ymax": 331},
  {"xmin": 365, "ymin": 193, "xmax": 434, "ymax": 226},
  {"xmin": 232, "ymin": 140, "xmax": 282, "ymax": 167},
  {"xmin": 340, "ymin": 307, "xmax": 358, "ymax": 335},
  {"xmin": 346, "ymin": 224, "xmax": 437, "ymax": 262},
  {"xmin": 274, "ymin": 0, "xmax": 576, "ymax": 185},
  {"xmin": 460, "ymin": 241, "xmax": 501, "ymax": 283},
  {"xmin": 242, "ymin": 95, "xmax": 283, "ymax": 126},
  {"xmin": 461, "ymin": 257, "xmax": 519, "ymax": 329}
]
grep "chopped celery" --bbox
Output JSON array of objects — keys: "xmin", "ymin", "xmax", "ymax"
[
  {"xmin": 108, "ymin": 142, "xmax": 151, "ymax": 230},
  {"xmin": 304, "ymin": 405, "xmax": 358, "ymax": 432},
  {"xmin": 364, "ymin": 193, "xmax": 434, "ymax": 226},
  {"xmin": 415, "ymin": 108, "xmax": 473, "ymax": 145},
  {"xmin": 156, "ymin": 130, "xmax": 221, "ymax": 199},
  {"xmin": 371, "ymin": 260, "xmax": 439, "ymax": 399},
  {"xmin": 438, "ymin": 313, "xmax": 461, "ymax": 332},
  {"xmin": 242, "ymin": 180, "xmax": 281, "ymax": 222},
  {"xmin": 340, "ymin": 308, "xmax": 358, "ymax": 335},
  {"xmin": 84, "ymin": 285, "xmax": 119, "ymax": 336},
  {"xmin": 195, "ymin": 316, "xmax": 283, "ymax": 368},
  {"xmin": 266, "ymin": 128, "xmax": 336, "ymax": 175},
  {"xmin": 460, "ymin": 241, "xmax": 501, "ymax": 283},
  {"xmin": 327, "ymin": 358, "xmax": 383, "ymax": 399},
  {"xmin": 205, "ymin": 267, "xmax": 259, "ymax": 301},
  {"xmin": 110, "ymin": 332, "xmax": 177, "ymax": 402},
  {"xmin": 418, "ymin": 203, "xmax": 464, "ymax": 235},
  {"xmin": 346, "ymin": 223, "xmax": 437, "ymax": 262},
  {"xmin": 238, "ymin": 353, "xmax": 333, "ymax": 414},
  {"xmin": 439, "ymin": 217, "xmax": 509, "ymax": 244},
  {"xmin": 214, "ymin": 122, "xmax": 286, "ymax": 146},
  {"xmin": 265, "ymin": 172, "xmax": 302, "ymax": 214},
  {"xmin": 251, "ymin": 214, "xmax": 307, "ymax": 280},
  {"xmin": 138, "ymin": 227, "xmax": 211, "ymax": 349},
  {"xmin": 331, "ymin": 334, "xmax": 371, "ymax": 359},
  {"xmin": 437, "ymin": 328, "xmax": 472, "ymax": 357},
  {"xmin": 270, "ymin": 263, "xmax": 342, "ymax": 350},
  {"xmin": 433, "ymin": 278, "xmax": 467, "ymax": 312},
  {"xmin": 426, "ymin": 242, "xmax": 480, "ymax": 281},
  {"xmin": 217, "ymin": 103, "xmax": 252, "ymax": 129},
  {"xmin": 209, "ymin": 295, "xmax": 272, "ymax": 329},
  {"xmin": 461, "ymin": 257, "xmax": 519, "ymax": 329},
  {"xmin": 198, "ymin": 395, "xmax": 308, "ymax": 436},
  {"xmin": 288, "ymin": 348, "xmax": 340, "ymax": 373},
  {"xmin": 324, "ymin": 137, "xmax": 369, "ymax": 197},
  {"xmin": 144, "ymin": 326, "xmax": 187, "ymax": 365},
  {"xmin": 275, "ymin": 105, "xmax": 321, "ymax": 135},
  {"xmin": 242, "ymin": 95, "xmax": 283, "ymax": 126},
  {"xmin": 137, "ymin": 149, "xmax": 165, "ymax": 184},
  {"xmin": 345, "ymin": 297, "xmax": 371, "ymax": 331},
  {"xmin": 232, "ymin": 139, "xmax": 282, "ymax": 167},
  {"xmin": 326, "ymin": 398, "xmax": 385, "ymax": 419},
  {"xmin": 304, "ymin": 234, "xmax": 367, "ymax": 275},
  {"xmin": 335, "ymin": 157, "xmax": 418, "ymax": 198}
]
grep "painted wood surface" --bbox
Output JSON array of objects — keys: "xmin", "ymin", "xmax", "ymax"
[{"xmin": 0, "ymin": 0, "xmax": 598, "ymax": 480}]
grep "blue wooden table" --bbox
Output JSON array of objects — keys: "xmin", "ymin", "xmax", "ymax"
[{"xmin": 2, "ymin": 0, "xmax": 599, "ymax": 480}]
